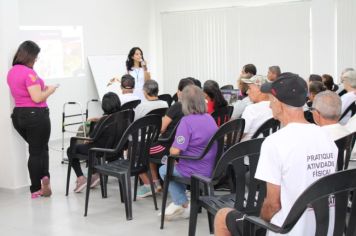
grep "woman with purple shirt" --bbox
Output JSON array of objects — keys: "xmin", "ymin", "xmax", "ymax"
[
  {"xmin": 159, "ymin": 85, "xmax": 218, "ymax": 220},
  {"xmin": 7, "ymin": 41, "xmax": 57, "ymax": 199}
]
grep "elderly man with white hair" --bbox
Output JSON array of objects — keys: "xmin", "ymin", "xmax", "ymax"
[
  {"xmin": 339, "ymin": 70, "xmax": 356, "ymax": 124},
  {"xmin": 311, "ymin": 91, "xmax": 350, "ymax": 140}
]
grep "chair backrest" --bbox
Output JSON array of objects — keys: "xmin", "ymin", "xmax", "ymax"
[
  {"xmin": 211, "ymin": 106, "xmax": 234, "ymax": 127},
  {"xmin": 335, "ymin": 132, "xmax": 356, "ymax": 171},
  {"xmin": 114, "ymin": 115, "xmax": 161, "ymax": 169},
  {"xmin": 120, "ymin": 99, "xmax": 141, "ymax": 111},
  {"xmin": 339, "ymin": 101, "xmax": 356, "ymax": 121},
  {"xmin": 172, "ymin": 93, "xmax": 178, "ymax": 103},
  {"xmin": 146, "ymin": 107, "xmax": 168, "ymax": 117},
  {"xmin": 197, "ymin": 118, "xmax": 245, "ymax": 167},
  {"xmin": 212, "ymin": 138, "xmax": 266, "ymax": 214},
  {"xmin": 220, "ymin": 84, "xmax": 234, "ymax": 90},
  {"xmin": 158, "ymin": 94, "xmax": 173, "ymax": 107},
  {"xmin": 304, "ymin": 110, "xmax": 315, "ymax": 124},
  {"xmin": 251, "ymin": 117, "xmax": 281, "ymax": 139},
  {"xmin": 278, "ymin": 169, "xmax": 356, "ymax": 235}
]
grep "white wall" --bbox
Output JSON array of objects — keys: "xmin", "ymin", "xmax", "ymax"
[
  {"xmin": 154, "ymin": 0, "xmax": 356, "ymax": 91},
  {"xmin": 0, "ymin": 0, "xmax": 29, "ymax": 190},
  {"xmin": 17, "ymin": 0, "xmax": 155, "ymax": 140}
]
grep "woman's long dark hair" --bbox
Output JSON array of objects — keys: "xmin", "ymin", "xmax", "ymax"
[
  {"xmin": 126, "ymin": 47, "xmax": 145, "ymax": 72},
  {"xmin": 101, "ymin": 92, "xmax": 121, "ymax": 115},
  {"xmin": 203, "ymin": 80, "xmax": 228, "ymax": 109},
  {"xmin": 12, "ymin": 40, "xmax": 40, "ymax": 68}
]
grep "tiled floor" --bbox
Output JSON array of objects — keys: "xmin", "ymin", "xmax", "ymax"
[{"xmin": 0, "ymin": 141, "xmax": 210, "ymax": 236}]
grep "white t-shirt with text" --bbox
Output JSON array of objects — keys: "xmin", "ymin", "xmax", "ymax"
[{"xmin": 255, "ymin": 123, "xmax": 338, "ymax": 236}]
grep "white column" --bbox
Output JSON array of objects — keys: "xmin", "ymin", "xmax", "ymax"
[
  {"xmin": 0, "ymin": 0, "xmax": 29, "ymax": 191},
  {"xmin": 310, "ymin": 0, "xmax": 337, "ymax": 78}
]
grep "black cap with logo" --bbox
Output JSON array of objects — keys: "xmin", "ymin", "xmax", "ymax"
[{"xmin": 260, "ymin": 72, "xmax": 308, "ymax": 107}]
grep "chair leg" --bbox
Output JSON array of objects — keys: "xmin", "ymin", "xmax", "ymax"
[
  {"xmin": 120, "ymin": 174, "xmax": 133, "ymax": 220},
  {"xmin": 160, "ymin": 176, "xmax": 170, "ymax": 229},
  {"xmin": 147, "ymin": 170, "xmax": 158, "ymax": 210},
  {"xmin": 188, "ymin": 201, "xmax": 200, "ymax": 236},
  {"xmin": 207, "ymin": 212, "xmax": 214, "ymax": 234},
  {"xmin": 104, "ymin": 175, "xmax": 108, "ymax": 197},
  {"xmin": 99, "ymin": 174, "xmax": 106, "ymax": 198},
  {"xmin": 133, "ymin": 174, "xmax": 139, "ymax": 202},
  {"xmin": 66, "ymin": 158, "xmax": 72, "ymax": 196},
  {"xmin": 84, "ymin": 166, "xmax": 93, "ymax": 217},
  {"xmin": 118, "ymin": 180, "xmax": 124, "ymax": 203}
]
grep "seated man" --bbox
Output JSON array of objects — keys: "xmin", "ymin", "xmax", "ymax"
[
  {"xmin": 240, "ymin": 75, "xmax": 272, "ymax": 141},
  {"xmin": 339, "ymin": 70, "xmax": 356, "ymax": 124},
  {"xmin": 119, "ymin": 74, "xmax": 140, "ymax": 105},
  {"xmin": 214, "ymin": 73, "xmax": 338, "ymax": 236},
  {"xmin": 134, "ymin": 79, "xmax": 168, "ymax": 120},
  {"xmin": 311, "ymin": 90, "xmax": 350, "ymax": 140},
  {"xmin": 267, "ymin": 65, "xmax": 281, "ymax": 82}
]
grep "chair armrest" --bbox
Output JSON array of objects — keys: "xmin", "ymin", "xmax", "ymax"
[
  {"xmin": 245, "ymin": 216, "xmax": 282, "ymax": 233},
  {"xmin": 191, "ymin": 174, "xmax": 212, "ymax": 184},
  {"xmin": 157, "ymin": 136, "xmax": 170, "ymax": 143},
  {"xmin": 70, "ymin": 136, "xmax": 93, "ymax": 142},
  {"xmin": 168, "ymin": 154, "xmax": 200, "ymax": 160},
  {"xmin": 89, "ymin": 147, "xmax": 116, "ymax": 154}
]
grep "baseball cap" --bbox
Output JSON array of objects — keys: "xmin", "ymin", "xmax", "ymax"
[
  {"xmin": 260, "ymin": 72, "xmax": 308, "ymax": 107},
  {"xmin": 241, "ymin": 75, "xmax": 268, "ymax": 86},
  {"xmin": 121, "ymin": 74, "xmax": 135, "ymax": 89}
]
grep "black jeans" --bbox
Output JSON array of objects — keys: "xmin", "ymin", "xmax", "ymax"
[
  {"xmin": 67, "ymin": 143, "xmax": 89, "ymax": 177},
  {"xmin": 11, "ymin": 107, "xmax": 51, "ymax": 193}
]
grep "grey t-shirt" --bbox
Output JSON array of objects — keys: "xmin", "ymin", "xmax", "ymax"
[{"xmin": 134, "ymin": 99, "xmax": 168, "ymax": 120}]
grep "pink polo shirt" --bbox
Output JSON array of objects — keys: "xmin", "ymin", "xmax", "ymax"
[{"xmin": 7, "ymin": 64, "xmax": 47, "ymax": 107}]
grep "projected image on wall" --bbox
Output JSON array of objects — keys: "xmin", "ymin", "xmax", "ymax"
[{"xmin": 20, "ymin": 26, "xmax": 85, "ymax": 79}]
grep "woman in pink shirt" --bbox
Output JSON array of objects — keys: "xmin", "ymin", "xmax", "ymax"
[{"xmin": 7, "ymin": 41, "xmax": 57, "ymax": 199}]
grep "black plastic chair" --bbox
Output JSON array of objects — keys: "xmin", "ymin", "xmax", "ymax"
[
  {"xmin": 65, "ymin": 109, "xmax": 134, "ymax": 196},
  {"xmin": 243, "ymin": 168, "xmax": 356, "ymax": 236},
  {"xmin": 146, "ymin": 107, "xmax": 168, "ymax": 117},
  {"xmin": 160, "ymin": 118, "xmax": 245, "ymax": 229},
  {"xmin": 211, "ymin": 106, "xmax": 234, "ymax": 127},
  {"xmin": 251, "ymin": 118, "xmax": 281, "ymax": 139},
  {"xmin": 149, "ymin": 121, "xmax": 181, "ymax": 165},
  {"xmin": 220, "ymin": 84, "xmax": 234, "ymax": 90},
  {"xmin": 304, "ymin": 110, "xmax": 315, "ymax": 124},
  {"xmin": 172, "ymin": 93, "xmax": 178, "ymax": 103},
  {"xmin": 158, "ymin": 94, "xmax": 173, "ymax": 107},
  {"xmin": 335, "ymin": 132, "xmax": 356, "ymax": 171},
  {"xmin": 189, "ymin": 138, "xmax": 266, "ymax": 236},
  {"xmin": 120, "ymin": 99, "xmax": 141, "ymax": 111},
  {"xmin": 84, "ymin": 115, "xmax": 162, "ymax": 220},
  {"xmin": 339, "ymin": 101, "xmax": 356, "ymax": 121}
]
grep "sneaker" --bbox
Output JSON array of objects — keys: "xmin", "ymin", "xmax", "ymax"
[
  {"xmin": 154, "ymin": 181, "xmax": 162, "ymax": 192},
  {"xmin": 182, "ymin": 202, "xmax": 190, "ymax": 219},
  {"xmin": 74, "ymin": 176, "xmax": 87, "ymax": 193},
  {"xmin": 90, "ymin": 173, "xmax": 100, "ymax": 188},
  {"xmin": 31, "ymin": 190, "xmax": 42, "ymax": 199},
  {"xmin": 41, "ymin": 176, "xmax": 52, "ymax": 197},
  {"xmin": 162, "ymin": 202, "xmax": 184, "ymax": 220},
  {"xmin": 137, "ymin": 185, "xmax": 153, "ymax": 198}
]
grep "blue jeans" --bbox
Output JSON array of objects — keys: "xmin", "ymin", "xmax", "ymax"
[{"xmin": 159, "ymin": 164, "xmax": 188, "ymax": 206}]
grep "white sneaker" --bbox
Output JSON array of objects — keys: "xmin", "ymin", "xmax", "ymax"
[
  {"xmin": 182, "ymin": 202, "xmax": 190, "ymax": 219},
  {"xmin": 159, "ymin": 202, "xmax": 184, "ymax": 220}
]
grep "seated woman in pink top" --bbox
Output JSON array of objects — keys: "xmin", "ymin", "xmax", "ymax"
[{"xmin": 7, "ymin": 41, "xmax": 57, "ymax": 199}]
